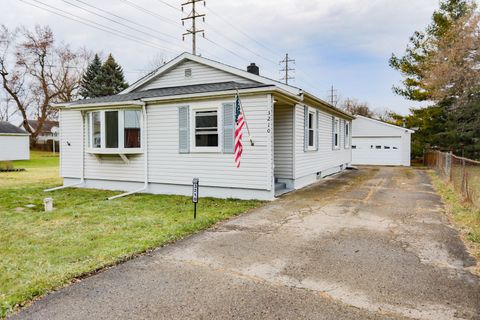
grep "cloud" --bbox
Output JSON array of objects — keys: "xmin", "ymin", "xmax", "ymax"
[{"xmin": 3, "ymin": 0, "xmax": 439, "ymax": 114}]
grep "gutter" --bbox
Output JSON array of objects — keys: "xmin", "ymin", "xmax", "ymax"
[
  {"xmin": 107, "ymin": 101, "xmax": 149, "ymax": 200},
  {"xmin": 52, "ymin": 100, "xmax": 144, "ymax": 109},
  {"xmin": 45, "ymin": 111, "xmax": 86, "ymax": 192}
]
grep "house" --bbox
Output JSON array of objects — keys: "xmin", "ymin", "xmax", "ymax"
[
  {"xmin": 351, "ymin": 115, "xmax": 414, "ymax": 166},
  {"xmin": 54, "ymin": 53, "xmax": 354, "ymax": 200},
  {"xmin": 25, "ymin": 120, "xmax": 59, "ymax": 148},
  {"xmin": 0, "ymin": 121, "xmax": 30, "ymax": 161}
]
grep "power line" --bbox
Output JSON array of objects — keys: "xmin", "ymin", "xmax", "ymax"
[
  {"xmin": 68, "ymin": 0, "xmax": 182, "ymax": 43},
  {"xmin": 154, "ymin": 0, "xmax": 180, "ymax": 12},
  {"xmin": 19, "ymin": 0, "xmax": 180, "ymax": 55},
  {"xmin": 118, "ymin": 0, "xmax": 181, "ymax": 28},
  {"xmin": 204, "ymin": 5, "xmax": 283, "ymax": 58},
  {"xmin": 181, "ymin": 0, "xmax": 206, "ymax": 55},
  {"xmin": 279, "ymin": 53, "xmax": 295, "ymax": 85}
]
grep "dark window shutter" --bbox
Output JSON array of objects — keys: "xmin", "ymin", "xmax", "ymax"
[
  {"xmin": 332, "ymin": 116, "xmax": 335, "ymax": 150},
  {"xmin": 222, "ymin": 102, "xmax": 235, "ymax": 154},
  {"xmin": 178, "ymin": 106, "xmax": 190, "ymax": 154},
  {"xmin": 315, "ymin": 110, "xmax": 319, "ymax": 151},
  {"xmin": 304, "ymin": 106, "xmax": 308, "ymax": 152}
]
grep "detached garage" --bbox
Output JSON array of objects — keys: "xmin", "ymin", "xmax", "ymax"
[
  {"xmin": 0, "ymin": 121, "xmax": 30, "ymax": 161},
  {"xmin": 351, "ymin": 115, "xmax": 414, "ymax": 166}
]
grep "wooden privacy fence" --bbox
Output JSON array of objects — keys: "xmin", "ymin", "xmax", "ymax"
[{"xmin": 424, "ymin": 149, "xmax": 480, "ymax": 208}]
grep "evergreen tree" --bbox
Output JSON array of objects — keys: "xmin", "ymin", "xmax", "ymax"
[
  {"xmin": 100, "ymin": 54, "xmax": 128, "ymax": 96},
  {"xmin": 389, "ymin": 0, "xmax": 472, "ymax": 101},
  {"xmin": 79, "ymin": 54, "xmax": 103, "ymax": 98}
]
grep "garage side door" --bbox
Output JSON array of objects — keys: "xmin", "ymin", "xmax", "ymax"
[{"xmin": 352, "ymin": 137, "xmax": 402, "ymax": 166}]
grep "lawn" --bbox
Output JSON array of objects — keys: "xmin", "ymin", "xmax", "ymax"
[
  {"xmin": 0, "ymin": 151, "xmax": 262, "ymax": 317},
  {"xmin": 429, "ymin": 171, "xmax": 480, "ymax": 271}
]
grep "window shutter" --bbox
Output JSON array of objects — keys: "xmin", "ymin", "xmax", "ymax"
[
  {"xmin": 332, "ymin": 116, "xmax": 335, "ymax": 150},
  {"xmin": 178, "ymin": 106, "xmax": 190, "ymax": 154},
  {"xmin": 339, "ymin": 119, "xmax": 343, "ymax": 149},
  {"xmin": 315, "ymin": 110, "xmax": 319, "ymax": 151},
  {"xmin": 304, "ymin": 106, "xmax": 308, "ymax": 152},
  {"xmin": 344, "ymin": 121, "xmax": 348, "ymax": 149},
  {"xmin": 222, "ymin": 102, "xmax": 235, "ymax": 154}
]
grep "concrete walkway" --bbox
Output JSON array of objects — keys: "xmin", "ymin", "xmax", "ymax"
[{"xmin": 12, "ymin": 167, "xmax": 480, "ymax": 319}]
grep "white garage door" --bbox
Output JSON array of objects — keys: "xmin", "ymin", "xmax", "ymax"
[{"xmin": 352, "ymin": 137, "xmax": 402, "ymax": 166}]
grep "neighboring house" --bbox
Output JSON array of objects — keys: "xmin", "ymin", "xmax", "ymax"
[
  {"xmin": 0, "ymin": 121, "xmax": 30, "ymax": 161},
  {"xmin": 25, "ymin": 120, "xmax": 59, "ymax": 144},
  {"xmin": 54, "ymin": 53, "xmax": 354, "ymax": 200},
  {"xmin": 351, "ymin": 115, "xmax": 414, "ymax": 167}
]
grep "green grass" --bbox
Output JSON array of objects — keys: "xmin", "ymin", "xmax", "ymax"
[
  {"xmin": 0, "ymin": 151, "xmax": 262, "ymax": 317},
  {"xmin": 429, "ymin": 171, "xmax": 480, "ymax": 262}
]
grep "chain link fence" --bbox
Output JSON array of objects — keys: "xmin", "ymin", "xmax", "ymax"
[{"xmin": 424, "ymin": 149, "xmax": 480, "ymax": 208}]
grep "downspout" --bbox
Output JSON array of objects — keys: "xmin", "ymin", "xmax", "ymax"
[
  {"xmin": 45, "ymin": 111, "xmax": 85, "ymax": 192},
  {"xmin": 108, "ymin": 101, "xmax": 149, "ymax": 200}
]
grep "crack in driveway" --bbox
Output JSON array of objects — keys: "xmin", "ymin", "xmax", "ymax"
[{"xmin": 11, "ymin": 167, "xmax": 480, "ymax": 320}]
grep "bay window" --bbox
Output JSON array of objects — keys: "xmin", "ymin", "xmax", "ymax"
[
  {"xmin": 92, "ymin": 111, "xmax": 101, "ymax": 148},
  {"xmin": 88, "ymin": 109, "xmax": 142, "ymax": 152},
  {"xmin": 124, "ymin": 110, "xmax": 141, "ymax": 148}
]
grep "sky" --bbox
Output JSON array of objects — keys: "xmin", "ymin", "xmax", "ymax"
[{"xmin": 3, "ymin": 0, "xmax": 441, "ymax": 115}]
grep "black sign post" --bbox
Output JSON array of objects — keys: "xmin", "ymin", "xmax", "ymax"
[{"xmin": 192, "ymin": 177, "xmax": 199, "ymax": 219}]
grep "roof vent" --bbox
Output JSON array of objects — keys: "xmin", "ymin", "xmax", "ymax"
[
  {"xmin": 185, "ymin": 68, "xmax": 192, "ymax": 78},
  {"xmin": 247, "ymin": 63, "xmax": 259, "ymax": 75}
]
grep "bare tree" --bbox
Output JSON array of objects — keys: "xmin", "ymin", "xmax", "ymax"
[
  {"xmin": 140, "ymin": 53, "xmax": 167, "ymax": 77},
  {"xmin": 340, "ymin": 98, "xmax": 374, "ymax": 117},
  {"xmin": 0, "ymin": 91, "xmax": 18, "ymax": 121},
  {"xmin": 0, "ymin": 25, "xmax": 90, "ymax": 142}
]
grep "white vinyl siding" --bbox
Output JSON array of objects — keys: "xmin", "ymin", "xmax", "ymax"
[
  {"xmin": 0, "ymin": 135, "xmax": 29, "ymax": 161},
  {"xmin": 274, "ymin": 104, "xmax": 294, "ymax": 179},
  {"xmin": 148, "ymin": 95, "xmax": 273, "ymax": 190},
  {"xmin": 137, "ymin": 60, "xmax": 257, "ymax": 91},
  {"xmin": 59, "ymin": 109, "xmax": 83, "ymax": 178},
  {"xmin": 294, "ymin": 104, "xmax": 351, "ymax": 179},
  {"xmin": 352, "ymin": 116, "xmax": 412, "ymax": 166}
]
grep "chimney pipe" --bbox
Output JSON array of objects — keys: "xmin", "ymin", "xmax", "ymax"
[{"xmin": 247, "ymin": 63, "xmax": 259, "ymax": 75}]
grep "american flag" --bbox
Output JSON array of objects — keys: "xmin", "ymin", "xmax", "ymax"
[{"xmin": 234, "ymin": 93, "xmax": 245, "ymax": 168}]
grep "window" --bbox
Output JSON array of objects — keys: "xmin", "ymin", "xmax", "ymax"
[
  {"xmin": 195, "ymin": 110, "xmax": 218, "ymax": 147},
  {"xmin": 92, "ymin": 111, "xmax": 101, "ymax": 148},
  {"xmin": 333, "ymin": 118, "xmax": 340, "ymax": 149},
  {"xmin": 376, "ymin": 145, "xmax": 382, "ymax": 149},
  {"xmin": 344, "ymin": 121, "xmax": 350, "ymax": 148},
  {"xmin": 88, "ymin": 110, "xmax": 142, "ymax": 151},
  {"xmin": 105, "ymin": 111, "xmax": 118, "ymax": 148},
  {"xmin": 384, "ymin": 146, "xmax": 390, "ymax": 149},
  {"xmin": 352, "ymin": 145, "xmax": 357, "ymax": 149},
  {"xmin": 124, "ymin": 110, "xmax": 141, "ymax": 148},
  {"xmin": 308, "ymin": 112, "xmax": 315, "ymax": 147}
]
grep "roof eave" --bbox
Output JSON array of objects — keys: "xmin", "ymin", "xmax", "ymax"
[
  {"xmin": 120, "ymin": 52, "xmax": 303, "ymax": 97},
  {"xmin": 303, "ymin": 92, "xmax": 355, "ymax": 120},
  {"xmin": 355, "ymin": 115, "xmax": 415, "ymax": 133}
]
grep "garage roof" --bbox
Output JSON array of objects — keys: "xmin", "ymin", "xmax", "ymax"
[{"xmin": 0, "ymin": 121, "xmax": 29, "ymax": 135}]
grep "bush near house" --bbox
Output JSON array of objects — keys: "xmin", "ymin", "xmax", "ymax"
[{"xmin": 0, "ymin": 151, "xmax": 261, "ymax": 318}]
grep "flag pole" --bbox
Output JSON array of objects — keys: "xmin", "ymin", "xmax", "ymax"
[{"xmin": 235, "ymin": 88, "xmax": 254, "ymax": 146}]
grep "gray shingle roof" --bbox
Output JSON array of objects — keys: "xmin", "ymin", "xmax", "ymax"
[
  {"xmin": 0, "ymin": 121, "xmax": 28, "ymax": 134},
  {"xmin": 69, "ymin": 81, "xmax": 270, "ymax": 106}
]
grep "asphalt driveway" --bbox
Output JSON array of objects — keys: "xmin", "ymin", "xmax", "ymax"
[{"xmin": 12, "ymin": 167, "xmax": 480, "ymax": 319}]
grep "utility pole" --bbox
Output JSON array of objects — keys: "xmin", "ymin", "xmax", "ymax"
[
  {"xmin": 181, "ymin": 0, "xmax": 206, "ymax": 55},
  {"xmin": 328, "ymin": 85, "xmax": 338, "ymax": 106},
  {"xmin": 279, "ymin": 53, "xmax": 295, "ymax": 85}
]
